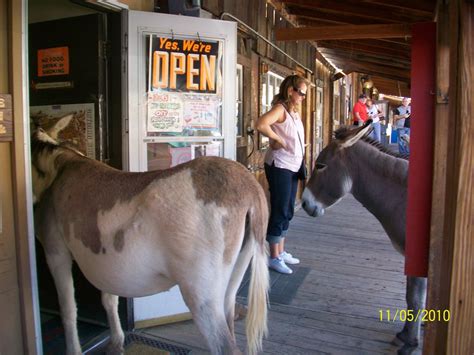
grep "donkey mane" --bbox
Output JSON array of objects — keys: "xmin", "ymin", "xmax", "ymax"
[{"xmin": 334, "ymin": 126, "xmax": 409, "ymax": 160}]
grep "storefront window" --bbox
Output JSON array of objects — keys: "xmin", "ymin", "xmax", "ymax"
[
  {"xmin": 236, "ymin": 64, "xmax": 243, "ymax": 137},
  {"xmin": 260, "ymin": 71, "xmax": 283, "ymax": 148},
  {"xmin": 147, "ymin": 141, "xmax": 223, "ymax": 171}
]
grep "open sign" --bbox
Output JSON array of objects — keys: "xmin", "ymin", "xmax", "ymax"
[{"xmin": 148, "ymin": 36, "xmax": 220, "ymax": 94}]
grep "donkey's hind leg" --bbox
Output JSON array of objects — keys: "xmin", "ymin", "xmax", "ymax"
[
  {"xmin": 394, "ymin": 276, "xmax": 427, "ymax": 355},
  {"xmin": 44, "ymin": 248, "xmax": 81, "ymax": 355},
  {"xmin": 101, "ymin": 292, "xmax": 125, "ymax": 354},
  {"xmin": 180, "ymin": 277, "xmax": 241, "ymax": 355},
  {"xmin": 224, "ymin": 238, "xmax": 254, "ymax": 339}
]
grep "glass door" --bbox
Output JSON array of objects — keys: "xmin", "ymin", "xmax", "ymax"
[{"xmin": 124, "ymin": 10, "xmax": 236, "ymax": 326}]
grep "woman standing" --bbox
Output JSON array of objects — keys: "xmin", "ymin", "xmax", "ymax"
[
  {"xmin": 366, "ymin": 99, "xmax": 383, "ymax": 142},
  {"xmin": 256, "ymin": 75, "xmax": 307, "ymax": 274}
]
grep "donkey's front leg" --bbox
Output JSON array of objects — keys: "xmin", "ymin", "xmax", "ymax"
[
  {"xmin": 395, "ymin": 276, "xmax": 427, "ymax": 355},
  {"xmin": 102, "ymin": 292, "xmax": 125, "ymax": 354},
  {"xmin": 45, "ymin": 250, "xmax": 81, "ymax": 355}
]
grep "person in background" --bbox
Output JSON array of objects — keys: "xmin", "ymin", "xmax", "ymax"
[
  {"xmin": 366, "ymin": 99, "xmax": 383, "ymax": 143},
  {"xmin": 256, "ymin": 74, "xmax": 307, "ymax": 275},
  {"xmin": 352, "ymin": 94, "xmax": 368, "ymax": 126},
  {"xmin": 393, "ymin": 97, "xmax": 411, "ymax": 155}
]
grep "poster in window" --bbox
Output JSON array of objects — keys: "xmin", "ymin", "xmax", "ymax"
[
  {"xmin": 146, "ymin": 34, "xmax": 222, "ymax": 134},
  {"xmin": 30, "ymin": 103, "xmax": 95, "ymax": 158},
  {"xmin": 183, "ymin": 94, "xmax": 219, "ymax": 129},
  {"xmin": 147, "ymin": 92, "xmax": 184, "ymax": 132}
]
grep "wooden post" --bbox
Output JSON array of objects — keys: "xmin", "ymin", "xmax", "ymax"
[
  {"xmin": 425, "ymin": 0, "xmax": 474, "ymax": 353},
  {"xmin": 445, "ymin": 0, "xmax": 474, "ymax": 352},
  {"xmin": 423, "ymin": 0, "xmax": 451, "ymax": 352},
  {"xmin": 404, "ymin": 22, "xmax": 436, "ymax": 277}
]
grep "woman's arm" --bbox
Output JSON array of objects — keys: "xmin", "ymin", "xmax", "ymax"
[{"xmin": 256, "ymin": 104, "xmax": 287, "ymax": 149}]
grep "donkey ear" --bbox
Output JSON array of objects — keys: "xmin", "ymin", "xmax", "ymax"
[
  {"xmin": 339, "ymin": 121, "xmax": 372, "ymax": 149},
  {"xmin": 46, "ymin": 113, "xmax": 74, "ymax": 140}
]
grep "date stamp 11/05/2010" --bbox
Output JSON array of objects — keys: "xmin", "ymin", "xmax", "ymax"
[{"xmin": 379, "ymin": 309, "xmax": 451, "ymax": 322}]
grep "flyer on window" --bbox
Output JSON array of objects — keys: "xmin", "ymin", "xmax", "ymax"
[
  {"xmin": 145, "ymin": 34, "xmax": 222, "ymax": 134},
  {"xmin": 147, "ymin": 92, "xmax": 184, "ymax": 132}
]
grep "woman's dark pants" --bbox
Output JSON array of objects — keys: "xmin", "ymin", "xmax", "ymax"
[{"xmin": 265, "ymin": 163, "xmax": 299, "ymax": 245}]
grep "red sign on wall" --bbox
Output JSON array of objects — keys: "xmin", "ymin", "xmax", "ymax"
[{"xmin": 37, "ymin": 47, "xmax": 70, "ymax": 77}]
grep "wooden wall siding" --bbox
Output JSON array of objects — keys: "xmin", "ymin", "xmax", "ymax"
[
  {"xmin": 424, "ymin": 1, "xmax": 450, "ymax": 352},
  {"xmin": 447, "ymin": 0, "xmax": 473, "ymax": 353},
  {"xmin": 315, "ymin": 61, "xmax": 332, "ymax": 147},
  {"xmin": 425, "ymin": 0, "xmax": 474, "ymax": 353},
  {"xmin": 323, "ymin": 68, "xmax": 332, "ymax": 147},
  {"xmin": 203, "ymin": 0, "xmax": 314, "ymax": 70}
]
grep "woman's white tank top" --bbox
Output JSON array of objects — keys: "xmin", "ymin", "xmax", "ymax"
[{"xmin": 264, "ymin": 105, "xmax": 304, "ymax": 172}]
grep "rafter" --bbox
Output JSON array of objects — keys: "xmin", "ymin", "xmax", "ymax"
[
  {"xmin": 327, "ymin": 57, "xmax": 410, "ymax": 82},
  {"xmin": 286, "ymin": 6, "xmax": 391, "ymax": 25},
  {"xmin": 317, "ymin": 40, "xmax": 410, "ymax": 60},
  {"xmin": 371, "ymin": 75, "xmax": 411, "ymax": 97},
  {"xmin": 318, "ymin": 47, "xmax": 410, "ymax": 67},
  {"xmin": 280, "ymin": 0, "xmax": 432, "ymax": 23},
  {"xmin": 275, "ymin": 23, "xmax": 412, "ymax": 41},
  {"xmin": 361, "ymin": 0, "xmax": 434, "ymax": 16}
]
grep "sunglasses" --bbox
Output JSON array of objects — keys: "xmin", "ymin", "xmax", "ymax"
[{"xmin": 293, "ymin": 87, "xmax": 307, "ymax": 97}]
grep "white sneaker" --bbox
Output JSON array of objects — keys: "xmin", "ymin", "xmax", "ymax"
[
  {"xmin": 280, "ymin": 251, "xmax": 300, "ymax": 265},
  {"xmin": 268, "ymin": 257, "xmax": 293, "ymax": 274}
]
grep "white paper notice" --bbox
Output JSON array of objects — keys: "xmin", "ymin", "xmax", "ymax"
[
  {"xmin": 183, "ymin": 94, "xmax": 219, "ymax": 129},
  {"xmin": 147, "ymin": 92, "xmax": 184, "ymax": 132}
]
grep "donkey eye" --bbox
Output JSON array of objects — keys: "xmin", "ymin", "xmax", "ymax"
[{"xmin": 316, "ymin": 163, "xmax": 327, "ymax": 170}]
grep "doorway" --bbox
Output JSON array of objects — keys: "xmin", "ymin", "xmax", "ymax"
[{"xmin": 28, "ymin": 7, "xmax": 127, "ymax": 353}]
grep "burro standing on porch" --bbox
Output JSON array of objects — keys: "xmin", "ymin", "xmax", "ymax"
[
  {"xmin": 31, "ymin": 114, "xmax": 269, "ymax": 355},
  {"xmin": 301, "ymin": 122, "xmax": 426, "ymax": 355}
]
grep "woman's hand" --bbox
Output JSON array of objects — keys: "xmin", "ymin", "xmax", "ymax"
[{"xmin": 270, "ymin": 138, "xmax": 287, "ymax": 150}]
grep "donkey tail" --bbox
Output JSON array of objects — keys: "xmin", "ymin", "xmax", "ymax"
[{"xmin": 246, "ymin": 195, "xmax": 269, "ymax": 355}]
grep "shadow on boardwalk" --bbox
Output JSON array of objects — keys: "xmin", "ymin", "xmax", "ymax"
[{"xmin": 137, "ymin": 195, "xmax": 421, "ymax": 354}]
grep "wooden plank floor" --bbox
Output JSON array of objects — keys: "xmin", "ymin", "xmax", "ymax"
[{"xmin": 138, "ymin": 195, "xmax": 421, "ymax": 354}]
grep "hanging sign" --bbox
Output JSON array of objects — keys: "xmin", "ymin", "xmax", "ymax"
[
  {"xmin": 37, "ymin": 47, "xmax": 70, "ymax": 77},
  {"xmin": 146, "ymin": 33, "xmax": 223, "ymax": 133},
  {"xmin": 148, "ymin": 35, "xmax": 220, "ymax": 94}
]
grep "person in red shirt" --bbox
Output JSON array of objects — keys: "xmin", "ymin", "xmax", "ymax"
[{"xmin": 353, "ymin": 94, "xmax": 368, "ymax": 126}]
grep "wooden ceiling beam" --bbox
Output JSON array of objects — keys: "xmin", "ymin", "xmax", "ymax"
[
  {"xmin": 280, "ymin": 0, "xmax": 432, "ymax": 22},
  {"xmin": 317, "ymin": 40, "xmax": 410, "ymax": 60},
  {"xmin": 362, "ymin": 0, "xmax": 434, "ymax": 16},
  {"xmin": 373, "ymin": 82, "xmax": 410, "ymax": 97},
  {"xmin": 286, "ymin": 6, "xmax": 390, "ymax": 25},
  {"xmin": 327, "ymin": 58, "xmax": 410, "ymax": 82},
  {"xmin": 296, "ymin": 19, "xmax": 413, "ymax": 47},
  {"xmin": 377, "ymin": 87, "xmax": 410, "ymax": 98},
  {"xmin": 371, "ymin": 75, "xmax": 411, "ymax": 86},
  {"xmin": 318, "ymin": 48, "xmax": 410, "ymax": 69},
  {"xmin": 275, "ymin": 23, "xmax": 412, "ymax": 41}
]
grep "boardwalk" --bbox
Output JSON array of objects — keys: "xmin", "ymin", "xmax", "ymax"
[{"xmin": 137, "ymin": 195, "xmax": 418, "ymax": 354}]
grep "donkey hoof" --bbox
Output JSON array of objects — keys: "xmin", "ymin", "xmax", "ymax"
[
  {"xmin": 393, "ymin": 332, "xmax": 418, "ymax": 355},
  {"xmin": 234, "ymin": 303, "xmax": 248, "ymax": 321},
  {"xmin": 397, "ymin": 343, "xmax": 418, "ymax": 355},
  {"xmin": 391, "ymin": 335, "xmax": 404, "ymax": 347}
]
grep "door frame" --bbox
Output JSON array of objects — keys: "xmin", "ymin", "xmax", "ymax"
[{"xmin": 8, "ymin": 0, "xmax": 42, "ymax": 353}]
